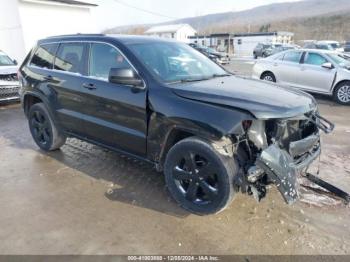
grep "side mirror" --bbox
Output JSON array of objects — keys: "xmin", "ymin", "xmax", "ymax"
[
  {"xmin": 109, "ymin": 68, "xmax": 144, "ymax": 88},
  {"xmin": 13, "ymin": 59, "xmax": 18, "ymax": 65},
  {"xmin": 322, "ymin": 62, "xmax": 334, "ymax": 69}
]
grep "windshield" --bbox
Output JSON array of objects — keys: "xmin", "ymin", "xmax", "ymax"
[
  {"xmin": 327, "ymin": 53, "xmax": 350, "ymax": 67},
  {"xmin": 129, "ymin": 42, "xmax": 228, "ymax": 83},
  {"xmin": 0, "ymin": 52, "xmax": 15, "ymax": 66}
]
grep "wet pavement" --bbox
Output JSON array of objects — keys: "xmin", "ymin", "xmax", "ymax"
[{"xmin": 0, "ymin": 61, "xmax": 349, "ymax": 254}]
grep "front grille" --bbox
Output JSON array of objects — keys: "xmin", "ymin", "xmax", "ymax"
[
  {"xmin": 0, "ymin": 86, "xmax": 20, "ymax": 100},
  {"xmin": 0, "ymin": 73, "xmax": 18, "ymax": 81}
]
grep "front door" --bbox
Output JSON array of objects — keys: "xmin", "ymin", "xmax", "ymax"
[
  {"xmin": 298, "ymin": 52, "xmax": 336, "ymax": 93},
  {"xmin": 79, "ymin": 42, "xmax": 148, "ymax": 157}
]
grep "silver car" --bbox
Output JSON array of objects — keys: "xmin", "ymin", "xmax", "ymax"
[
  {"xmin": 0, "ymin": 50, "xmax": 20, "ymax": 103},
  {"xmin": 252, "ymin": 49, "xmax": 350, "ymax": 105}
]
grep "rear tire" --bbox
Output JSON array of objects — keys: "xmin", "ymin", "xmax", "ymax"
[
  {"xmin": 164, "ymin": 137, "xmax": 237, "ymax": 215},
  {"xmin": 28, "ymin": 103, "xmax": 66, "ymax": 151},
  {"xmin": 261, "ymin": 72, "xmax": 276, "ymax": 83},
  {"xmin": 333, "ymin": 82, "xmax": 350, "ymax": 105}
]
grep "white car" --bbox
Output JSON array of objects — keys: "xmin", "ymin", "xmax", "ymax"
[
  {"xmin": 0, "ymin": 51, "xmax": 19, "ymax": 103},
  {"xmin": 318, "ymin": 41, "xmax": 344, "ymax": 53},
  {"xmin": 252, "ymin": 49, "xmax": 350, "ymax": 105}
]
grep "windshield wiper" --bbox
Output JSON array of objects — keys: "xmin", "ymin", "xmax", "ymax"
[
  {"xmin": 212, "ymin": 73, "xmax": 231, "ymax": 78},
  {"xmin": 166, "ymin": 74, "xmax": 231, "ymax": 84},
  {"xmin": 167, "ymin": 78, "xmax": 211, "ymax": 84}
]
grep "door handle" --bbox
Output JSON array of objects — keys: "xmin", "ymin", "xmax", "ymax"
[
  {"xmin": 43, "ymin": 75, "xmax": 54, "ymax": 81},
  {"xmin": 82, "ymin": 83, "xmax": 96, "ymax": 90}
]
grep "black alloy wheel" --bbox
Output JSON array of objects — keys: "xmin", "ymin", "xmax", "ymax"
[
  {"xmin": 28, "ymin": 103, "xmax": 66, "ymax": 151},
  {"xmin": 164, "ymin": 137, "xmax": 236, "ymax": 215}
]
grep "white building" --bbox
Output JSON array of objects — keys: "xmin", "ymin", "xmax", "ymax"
[
  {"xmin": 144, "ymin": 24, "xmax": 197, "ymax": 43},
  {"xmin": 233, "ymin": 31, "xmax": 294, "ymax": 57},
  {"xmin": 0, "ymin": 0, "xmax": 98, "ymax": 62}
]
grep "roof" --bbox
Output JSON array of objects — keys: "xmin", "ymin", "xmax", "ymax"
[
  {"xmin": 40, "ymin": 34, "xmax": 178, "ymax": 45},
  {"xmin": 234, "ymin": 31, "xmax": 294, "ymax": 37},
  {"xmin": 23, "ymin": 0, "xmax": 98, "ymax": 7},
  {"xmin": 144, "ymin": 24, "xmax": 196, "ymax": 34}
]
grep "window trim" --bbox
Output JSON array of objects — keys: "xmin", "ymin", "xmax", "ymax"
[
  {"xmin": 43, "ymin": 40, "xmax": 145, "ymax": 88},
  {"xmin": 28, "ymin": 40, "xmax": 146, "ymax": 89}
]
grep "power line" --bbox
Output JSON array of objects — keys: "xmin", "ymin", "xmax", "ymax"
[{"xmin": 111, "ymin": 0, "xmax": 179, "ymax": 20}]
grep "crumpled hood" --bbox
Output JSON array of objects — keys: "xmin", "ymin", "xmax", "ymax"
[{"xmin": 170, "ymin": 76, "xmax": 317, "ymax": 119}]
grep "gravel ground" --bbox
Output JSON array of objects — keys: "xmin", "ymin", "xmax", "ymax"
[{"xmin": 0, "ymin": 60, "xmax": 349, "ymax": 255}]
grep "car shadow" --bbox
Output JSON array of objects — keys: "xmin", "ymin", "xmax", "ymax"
[
  {"xmin": 47, "ymin": 140, "xmax": 190, "ymax": 218},
  {"xmin": 0, "ymin": 105, "xmax": 189, "ymax": 218},
  {"xmin": 313, "ymin": 93, "xmax": 343, "ymax": 107}
]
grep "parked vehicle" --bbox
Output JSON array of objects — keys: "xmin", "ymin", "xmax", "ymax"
[
  {"xmin": 0, "ymin": 50, "xmax": 20, "ymax": 103},
  {"xmin": 19, "ymin": 35, "xmax": 333, "ymax": 215},
  {"xmin": 270, "ymin": 44, "xmax": 297, "ymax": 56},
  {"xmin": 344, "ymin": 41, "xmax": 350, "ymax": 53},
  {"xmin": 253, "ymin": 43, "xmax": 284, "ymax": 59},
  {"xmin": 318, "ymin": 41, "xmax": 344, "ymax": 52},
  {"xmin": 303, "ymin": 43, "xmax": 331, "ymax": 50},
  {"xmin": 190, "ymin": 44, "xmax": 230, "ymax": 64},
  {"xmin": 252, "ymin": 49, "xmax": 350, "ymax": 105},
  {"xmin": 303, "ymin": 41, "xmax": 342, "ymax": 52}
]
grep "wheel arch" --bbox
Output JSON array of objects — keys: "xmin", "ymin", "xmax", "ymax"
[
  {"xmin": 332, "ymin": 79, "xmax": 350, "ymax": 94},
  {"xmin": 155, "ymin": 125, "xmax": 237, "ymax": 172},
  {"xmin": 22, "ymin": 91, "xmax": 60, "ymax": 128},
  {"xmin": 260, "ymin": 70, "xmax": 276, "ymax": 80}
]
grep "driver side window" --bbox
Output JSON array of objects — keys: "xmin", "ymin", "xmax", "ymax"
[
  {"xmin": 304, "ymin": 53, "xmax": 328, "ymax": 66},
  {"xmin": 89, "ymin": 43, "xmax": 132, "ymax": 81}
]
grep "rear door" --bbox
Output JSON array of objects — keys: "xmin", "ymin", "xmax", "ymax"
[
  {"xmin": 298, "ymin": 52, "xmax": 336, "ymax": 93},
  {"xmin": 78, "ymin": 42, "xmax": 147, "ymax": 157},
  {"xmin": 274, "ymin": 50, "xmax": 304, "ymax": 87},
  {"xmin": 49, "ymin": 42, "xmax": 89, "ymax": 135}
]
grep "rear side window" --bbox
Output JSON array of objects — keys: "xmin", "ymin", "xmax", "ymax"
[
  {"xmin": 30, "ymin": 44, "xmax": 58, "ymax": 69},
  {"xmin": 304, "ymin": 53, "xmax": 328, "ymax": 66},
  {"xmin": 89, "ymin": 43, "xmax": 132, "ymax": 80},
  {"xmin": 54, "ymin": 43, "xmax": 87, "ymax": 74},
  {"xmin": 282, "ymin": 51, "xmax": 302, "ymax": 63}
]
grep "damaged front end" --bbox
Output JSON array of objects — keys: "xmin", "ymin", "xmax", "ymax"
[{"xmin": 234, "ymin": 111, "xmax": 334, "ymax": 204}]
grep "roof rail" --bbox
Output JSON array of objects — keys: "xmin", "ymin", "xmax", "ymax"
[{"xmin": 47, "ymin": 33, "xmax": 105, "ymax": 38}]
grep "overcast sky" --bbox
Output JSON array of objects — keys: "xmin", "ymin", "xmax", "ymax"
[{"xmin": 90, "ymin": 0, "xmax": 302, "ymax": 31}]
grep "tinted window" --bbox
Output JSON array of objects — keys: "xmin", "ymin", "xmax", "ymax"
[
  {"xmin": 89, "ymin": 43, "xmax": 132, "ymax": 80},
  {"xmin": 304, "ymin": 53, "xmax": 328, "ymax": 66},
  {"xmin": 283, "ymin": 51, "xmax": 302, "ymax": 63},
  {"xmin": 54, "ymin": 43, "xmax": 86, "ymax": 74},
  {"xmin": 30, "ymin": 44, "xmax": 58, "ymax": 69}
]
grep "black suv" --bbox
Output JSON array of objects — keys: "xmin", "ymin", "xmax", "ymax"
[{"xmin": 19, "ymin": 35, "xmax": 333, "ymax": 215}]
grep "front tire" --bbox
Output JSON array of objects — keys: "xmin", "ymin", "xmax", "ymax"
[
  {"xmin": 333, "ymin": 82, "xmax": 350, "ymax": 105},
  {"xmin": 28, "ymin": 103, "xmax": 66, "ymax": 151},
  {"xmin": 164, "ymin": 137, "xmax": 237, "ymax": 215},
  {"xmin": 261, "ymin": 72, "xmax": 276, "ymax": 83}
]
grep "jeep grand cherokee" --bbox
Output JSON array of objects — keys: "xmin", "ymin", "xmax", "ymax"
[{"xmin": 19, "ymin": 34, "xmax": 334, "ymax": 215}]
